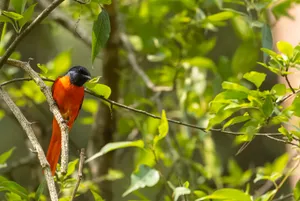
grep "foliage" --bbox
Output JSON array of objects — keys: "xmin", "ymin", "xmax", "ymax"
[{"xmin": 1, "ymin": 0, "xmax": 300, "ymax": 201}]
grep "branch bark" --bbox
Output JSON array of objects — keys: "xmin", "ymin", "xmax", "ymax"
[
  {"xmin": 0, "ymin": 0, "xmax": 65, "ymax": 68},
  {"xmin": 86, "ymin": 1, "xmax": 120, "ymax": 200},
  {"xmin": 0, "ymin": 87, "xmax": 58, "ymax": 201},
  {"xmin": 70, "ymin": 148, "xmax": 85, "ymax": 201},
  {"xmin": 1, "ymin": 57, "xmax": 69, "ymax": 174}
]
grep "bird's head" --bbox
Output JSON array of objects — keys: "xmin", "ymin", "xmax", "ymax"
[{"xmin": 66, "ymin": 66, "xmax": 91, "ymax": 87}]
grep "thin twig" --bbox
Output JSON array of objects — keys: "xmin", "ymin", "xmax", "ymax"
[
  {"xmin": 269, "ymin": 157, "xmax": 300, "ymax": 201},
  {"xmin": 0, "ymin": 87, "xmax": 58, "ymax": 201},
  {"xmin": 0, "ymin": 76, "xmax": 293, "ymax": 139},
  {"xmin": 272, "ymin": 193, "xmax": 293, "ymax": 201},
  {"xmin": 120, "ymin": 32, "xmax": 172, "ymax": 92},
  {"xmin": 284, "ymin": 75, "xmax": 295, "ymax": 94},
  {"xmin": 37, "ymin": 0, "xmax": 91, "ymax": 47},
  {"xmin": 70, "ymin": 148, "xmax": 85, "ymax": 201},
  {"xmin": 0, "ymin": 0, "xmax": 65, "ymax": 68},
  {"xmin": 1, "ymin": 57, "xmax": 69, "ymax": 174}
]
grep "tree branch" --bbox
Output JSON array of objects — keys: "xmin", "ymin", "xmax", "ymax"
[
  {"xmin": 37, "ymin": 0, "xmax": 92, "ymax": 47},
  {"xmin": 1, "ymin": 76, "xmax": 297, "ymax": 147},
  {"xmin": 1, "ymin": 57, "xmax": 69, "ymax": 174},
  {"xmin": 36, "ymin": 0, "xmax": 171, "ymax": 93},
  {"xmin": 0, "ymin": 87, "xmax": 58, "ymax": 201},
  {"xmin": 0, "ymin": 0, "xmax": 65, "ymax": 69},
  {"xmin": 70, "ymin": 148, "xmax": 85, "ymax": 201},
  {"xmin": 120, "ymin": 32, "xmax": 172, "ymax": 92}
]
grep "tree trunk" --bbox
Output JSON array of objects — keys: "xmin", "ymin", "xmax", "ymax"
[{"xmin": 87, "ymin": 1, "xmax": 120, "ymax": 200}]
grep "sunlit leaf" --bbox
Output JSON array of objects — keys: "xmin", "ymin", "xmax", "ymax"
[
  {"xmin": 277, "ymin": 41, "xmax": 293, "ymax": 58},
  {"xmin": 86, "ymin": 83, "xmax": 111, "ymax": 99},
  {"xmin": 207, "ymin": 11, "xmax": 235, "ymax": 22},
  {"xmin": 92, "ymin": 9, "xmax": 111, "ymax": 63},
  {"xmin": 37, "ymin": 63, "xmax": 48, "ymax": 74},
  {"xmin": 2, "ymin": 11, "xmax": 23, "ymax": 20},
  {"xmin": 122, "ymin": 164, "xmax": 160, "ymax": 197},
  {"xmin": 294, "ymin": 180, "xmax": 300, "ymax": 201},
  {"xmin": 195, "ymin": 188, "xmax": 251, "ymax": 201},
  {"xmin": 0, "ymin": 147, "xmax": 15, "ymax": 165},
  {"xmin": 153, "ymin": 110, "xmax": 168, "ymax": 147},
  {"xmin": 0, "ymin": 180, "xmax": 28, "ymax": 200},
  {"xmin": 91, "ymin": 190, "xmax": 104, "ymax": 201},
  {"xmin": 86, "ymin": 140, "xmax": 144, "ymax": 163},
  {"xmin": 223, "ymin": 113, "xmax": 250, "ymax": 129},
  {"xmin": 271, "ymin": 84, "xmax": 286, "ymax": 96},
  {"xmin": 243, "ymin": 71, "xmax": 266, "ymax": 88},
  {"xmin": 65, "ymin": 159, "xmax": 79, "ymax": 177},
  {"xmin": 82, "ymin": 99, "xmax": 98, "ymax": 114},
  {"xmin": 19, "ymin": 3, "xmax": 36, "ymax": 29}
]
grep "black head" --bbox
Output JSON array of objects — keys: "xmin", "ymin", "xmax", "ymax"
[{"xmin": 66, "ymin": 66, "xmax": 91, "ymax": 86}]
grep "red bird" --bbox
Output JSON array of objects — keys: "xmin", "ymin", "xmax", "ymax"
[{"xmin": 46, "ymin": 66, "xmax": 91, "ymax": 175}]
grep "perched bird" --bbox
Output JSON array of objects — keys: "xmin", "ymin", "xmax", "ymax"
[{"xmin": 46, "ymin": 66, "xmax": 91, "ymax": 175}]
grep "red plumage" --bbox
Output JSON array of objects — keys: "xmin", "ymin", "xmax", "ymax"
[{"xmin": 46, "ymin": 76, "xmax": 85, "ymax": 175}]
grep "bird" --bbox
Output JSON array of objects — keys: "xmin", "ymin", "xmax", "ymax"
[{"xmin": 46, "ymin": 66, "xmax": 91, "ymax": 175}]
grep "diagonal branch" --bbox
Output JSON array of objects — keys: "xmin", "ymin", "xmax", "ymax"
[
  {"xmin": 0, "ymin": 87, "xmax": 58, "ymax": 201},
  {"xmin": 1, "ymin": 76, "xmax": 297, "ymax": 147},
  {"xmin": 70, "ymin": 148, "xmax": 85, "ymax": 201},
  {"xmin": 37, "ymin": 0, "xmax": 92, "ymax": 47},
  {"xmin": 0, "ymin": 0, "xmax": 66, "ymax": 68},
  {"xmin": 120, "ymin": 32, "xmax": 172, "ymax": 92},
  {"xmin": 37, "ymin": 0, "xmax": 171, "ymax": 93},
  {"xmin": 1, "ymin": 57, "xmax": 69, "ymax": 174}
]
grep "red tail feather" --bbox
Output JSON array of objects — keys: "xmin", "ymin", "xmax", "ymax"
[{"xmin": 46, "ymin": 119, "xmax": 61, "ymax": 175}]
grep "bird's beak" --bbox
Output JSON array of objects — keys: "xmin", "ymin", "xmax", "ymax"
[{"xmin": 84, "ymin": 75, "xmax": 92, "ymax": 80}]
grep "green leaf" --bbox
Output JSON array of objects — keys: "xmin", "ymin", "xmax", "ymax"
[
  {"xmin": 85, "ymin": 140, "xmax": 144, "ymax": 163},
  {"xmin": 53, "ymin": 50, "xmax": 72, "ymax": 75},
  {"xmin": 173, "ymin": 186, "xmax": 191, "ymax": 201},
  {"xmin": 35, "ymin": 180, "xmax": 46, "ymax": 201},
  {"xmin": 86, "ymin": 83, "xmax": 111, "ymax": 99},
  {"xmin": 0, "ymin": 15, "xmax": 13, "ymax": 24},
  {"xmin": 183, "ymin": 57, "xmax": 216, "ymax": 70},
  {"xmin": 243, "ymin": 71, "xmax": 266, "ymax": 88},
  {"xmin": 294, "ymin": 180, "xmax": 300, "ymax": 201},
  {"xmin": 207, "ymin": 11, "xmax": 235, "ymax": 22},
  {"xmin": 91, "ymin": 190, "xmax": 104, "ymax": 201},
  {"xmin": 222, "ymin": 82, "xmax": 249, "ymax": 92},
  {"xmin": 122, "ymin": 164, "xmax": 160, "ymax": 197},
  {"xmin": 195, "ymin": 188, "xmax": 251, "ymax": 201},
  {"xmin": 19, "ymin": 3, "xmax": 36, "ymax": 29},
  {"xmin": 260, "ymin": 48, "xmax": 277, "ymax": 58},
  {"xmin": 291, "ymin": 95, "xmax": 300, "ymax": 117},
  {"xmin": 262, "ymin": 25, "xmax": 273, "ymax": 62},
  {"xmin": 92, "ymin": 9, "xmax": 111, "ymax": 63},
  {"xmin": 277, "ymin": 41, "xmax": 293, "ymax": 58},
  {"xmin": 0, "ymin": 180, "xmax": 28, "ymax": 200},
  {"xmin": 262, "ymin": 96, "xmax": 274, "ymax": 117},
  {"xmin": 153, "ymin": 110, "xmax": 168, "ymax": 147},
  {"xmin": 92, "ymin": 0, "xmax": 112, "ymax": 4},
  {"xmin": 271, "ymin": 84, "xmax": 286, "ymax": 96},
  {"xmin": 0, "ymin": 147, "xmax": 15, "ymax": 165},
  {"xmin": 232, "ymin": 42, "xmax": 258, "ymax": 74},
  {"xmin": 2, "ymin": 11, "xmax": 23, "ymax": 20},
  {"xmin": 223, "ymin": 114, "xmax": 250, "ymax": 129},
  {"xmin": 88, "ymin": 76, "xmax": 101, "ymax": 85},
  {"xmin": 65, "ymin": 159, "xmax": 78, "ymax": 177},
  {"xmin": 232, "ymin": 16, "xmax": 253, "ymax": 41},
  {"xmin": 11, "ymin": 0, "xmax": 27, "ymax": 13},
  {"xmin": 82, "ymin": 99, "xmax": 98, "ymax": 114},
  {"xmin": 37, "ymin": 63, "xmax": 48, "ymax": 74}
]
